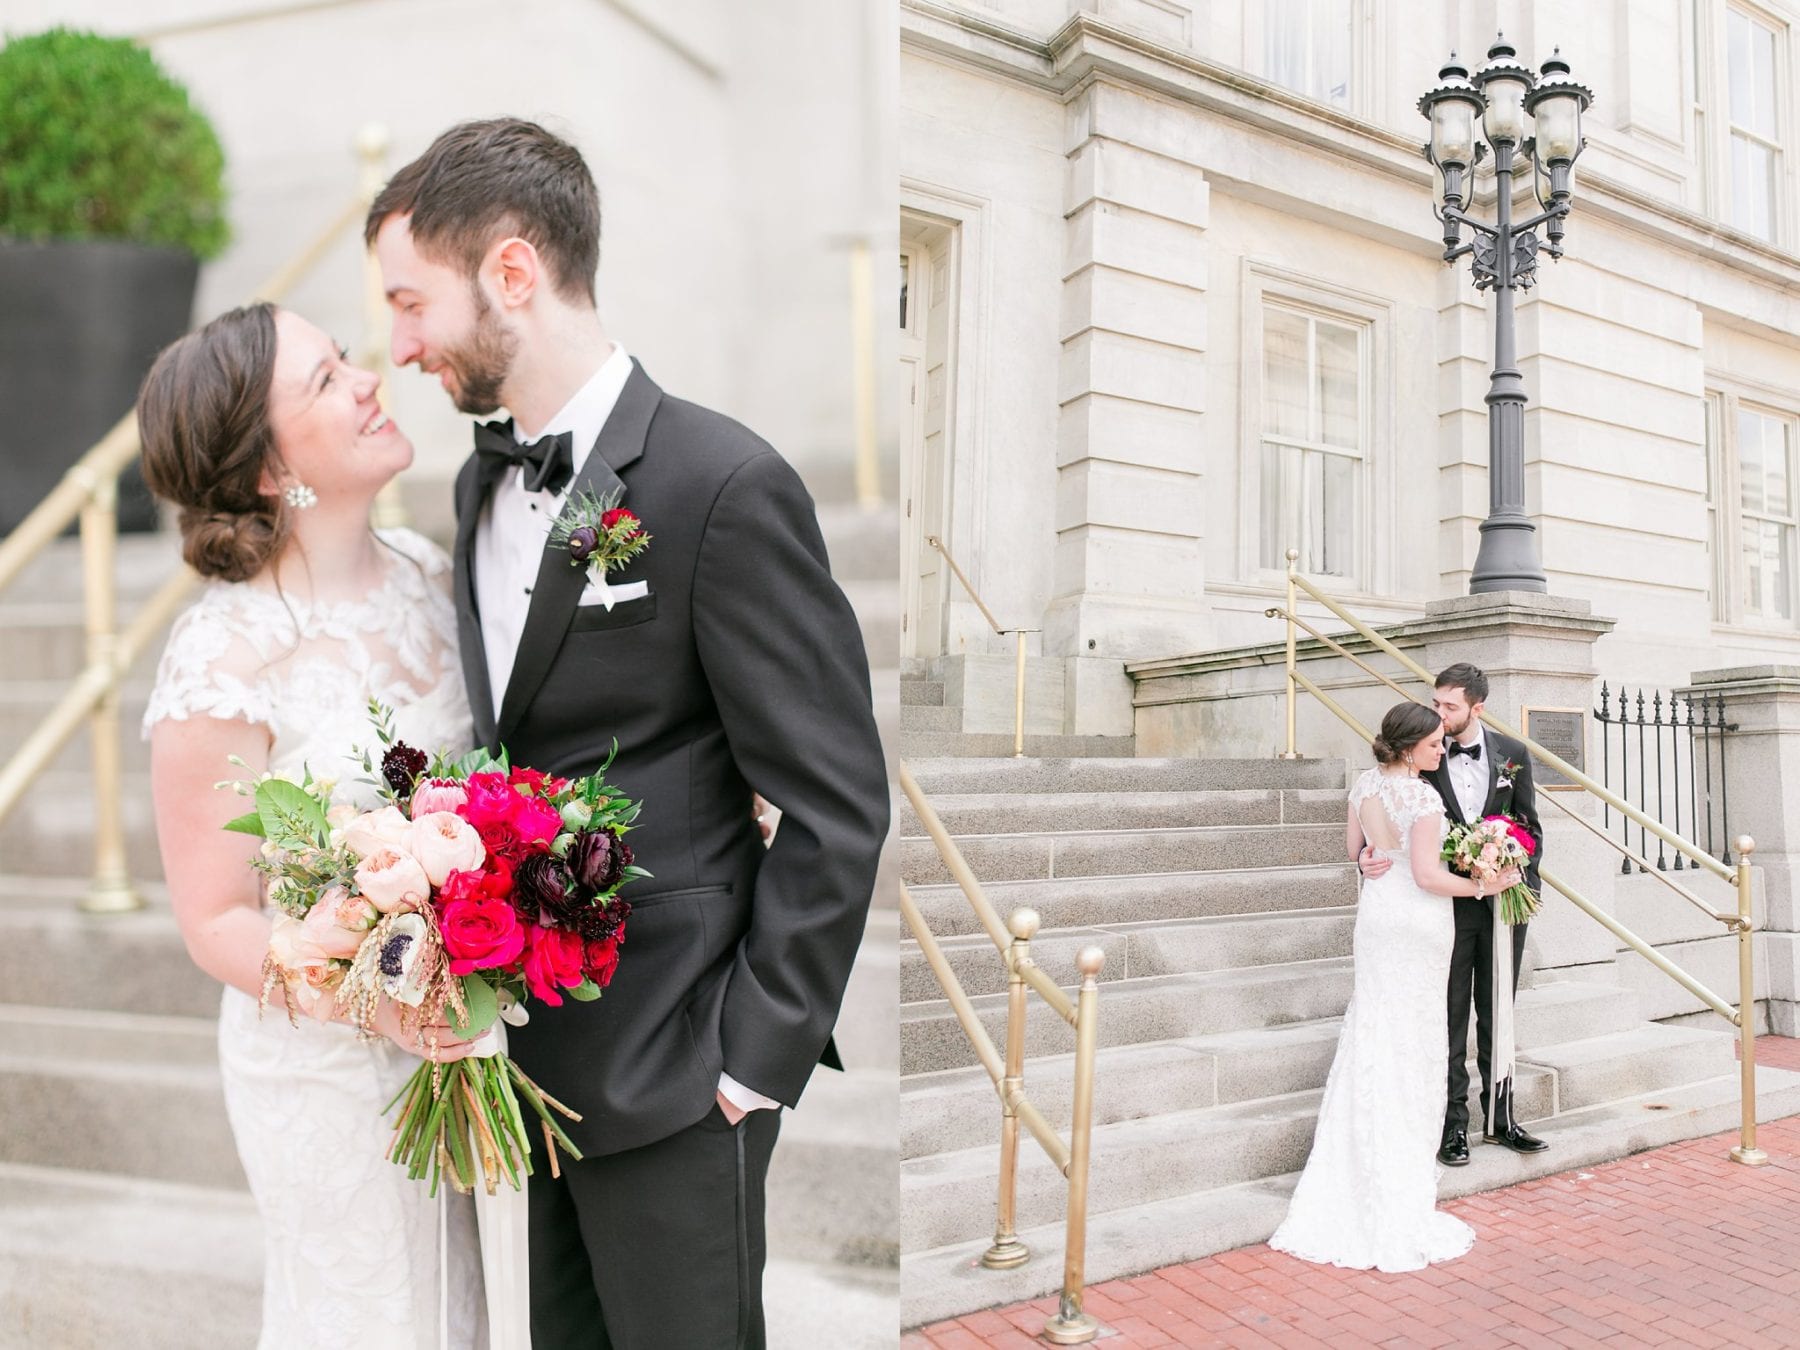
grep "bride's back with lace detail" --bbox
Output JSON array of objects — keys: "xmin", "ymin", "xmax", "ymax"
[{"xmin": 1349, "ymin": 767, "xmax": 1446, "ymax": 861}]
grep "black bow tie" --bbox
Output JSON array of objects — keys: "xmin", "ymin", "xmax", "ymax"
[
  {"xmin": 1448, "ymin": 741, "xmax": 1482, "ymax": 760},
  {"xmin": 473, "ymin": 420, "xmax": 575, "ymax": 496}
]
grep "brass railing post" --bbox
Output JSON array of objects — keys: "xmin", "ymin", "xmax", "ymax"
[
  {"xmin": 1730, "ymin": 836, "xmax": 1768, "ymax": 1166},
  {"xmin": 77, "ymin": 474, "xmax": 141, "ymax": 914},
  {"xmin": 1045, "ymin": 945, "xmax": 1104, "ymax": 1345},
  {"xmin": 1012, "ymin": 629, "xmax": 1027, "ymax": 758},
  {"xmin": 1280, "ymin": 546, "xmax": 1300, "ymax": 759},
  {"xmin": 983, "ymin": 908, "xmax": 1037, "ymax": 1270}
]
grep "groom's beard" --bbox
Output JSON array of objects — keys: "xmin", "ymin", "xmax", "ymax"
[{"xmin": 443, "ymin": 289, "xmax": 519, "ymax": 415}]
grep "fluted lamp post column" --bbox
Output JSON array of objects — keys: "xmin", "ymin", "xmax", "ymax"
[{"xmin": 1420, "ymin": 38, "xmax": 1594, "ymax": 595}]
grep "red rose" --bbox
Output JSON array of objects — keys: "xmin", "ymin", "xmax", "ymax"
[
  {"xmin": 584, "ymin": 933, "xmax": 623, "ymax": 988},
  {"xmin": 522, "ymin": 924, "xmax": 586, "ymax": 1006},
  {"xmin": 601, "ymin": 507, "xmax": 639, "ymax": 535},
  {"xmin": 509, "ymin": 792, "xmax": 563, "ymax": 848},
  {"xmin": 441, "ymin": 896, "xmax": 526, "ymax": 976},
  {"xmin": 460, "ymin": 772, "xmax": 520, "ymax": 830},
  {"xmin": 478, "ymin": 816, "xmax": 526, "ymax": 863},
  {"xmin": 507, "ymin": 766, "xmax": 553, "ymax": 795}
]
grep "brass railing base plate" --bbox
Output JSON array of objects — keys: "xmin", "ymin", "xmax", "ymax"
[
  {"xmin": 1729, "ymin": 1146, "xmax": 1771, "ymax": 1167},
  {"xmin": 1277, "ymin": 752, "xmax": 1303, "ymax": 761},
  {"xmin": 979, "ymin": 1240, "xmax": 1030, "ymax": 1270},
  {"xmin": 79, "ymin": 883, "xmax": 145, "ymax": 915},
  {"xmin": 1042, "ymin": 1313, "xmax": 1100, "ymax": 1345}
]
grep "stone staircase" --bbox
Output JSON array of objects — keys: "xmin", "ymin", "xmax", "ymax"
[
  {"xmin": 0, "ymin": 486, "xmax": 901, "ymax": 1348},
  {"xmin": 896, "ymin": 754, "xmax": 1800, "ymax": 1329},
  {"xmin": 899, "ymin": 658, "xmax": 1133, "ymax": 760}
]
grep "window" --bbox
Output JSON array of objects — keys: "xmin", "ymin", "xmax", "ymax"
[
  {"xmin": 1259, "ymin": 302, "xmax": 1366, "ymax": 577},
  {"xmin": 1737, "ymin": 406, "xmax": 1795, "ymax": 619},
  {"xmin": 1264, "ymin": 0, "xmax": 1353, "ymax": 110},
  {"xmin": 1726, "ymin": 7, "xmax": 1782, "ymax": 241},
  {"xmin": 1705, "ymin": 393, "xmax": 1725, "ymax": 621}
]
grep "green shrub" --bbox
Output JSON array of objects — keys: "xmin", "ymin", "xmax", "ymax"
[{"xmin": 0, "ymin": 27, "xmax": 228, "ymax": 259}]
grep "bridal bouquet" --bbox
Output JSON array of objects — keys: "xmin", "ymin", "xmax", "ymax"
[
  {"xmin": 1442, "ymin": 813, "xmax": 1538, "ymax": 925},
  {"xmin": 226, "ymin": 706, "xmax": 646, "ymax": 1196}
]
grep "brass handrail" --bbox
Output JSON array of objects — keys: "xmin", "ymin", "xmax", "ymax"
[
  {"xmin": 0, "ymin": 128, "xmax": 391, "ymax": 913},
  {"xmin": 1271, "ymin": 548, "xmax": 1767, "ymax": 1166},
  {"xmin": 925, "ymin": 534, "xmax": 1037, "ymax": 758},
  {"xmin": 900, "ymin": 757, "xmax": 1103, "ymax": 1344}
]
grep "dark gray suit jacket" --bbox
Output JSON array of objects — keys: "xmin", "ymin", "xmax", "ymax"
[
  {"xmin": 1426, "ymin": 727, "xmax": 1545, "ymax": 895},
  {"xmin": 452, "ymin": 360, "xmax": 889, "ymax": 1156}
]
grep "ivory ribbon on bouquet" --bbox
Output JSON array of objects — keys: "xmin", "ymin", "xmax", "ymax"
[
  {"xmin": 1487, "ymin": 898, "xmax": 1516, "ymax": 1129},
  {"xmin": 439, "ymin": 1023, "xmax": 533, "ymax": 1350}
]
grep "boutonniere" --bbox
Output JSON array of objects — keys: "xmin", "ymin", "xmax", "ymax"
[
  {"xmin": 1496, "ymin": 758, "xmax": 1522, "ymax": 791},
  {"xmin": 549, "ymin": 489, "xmax": 653, "ymax": 608}
]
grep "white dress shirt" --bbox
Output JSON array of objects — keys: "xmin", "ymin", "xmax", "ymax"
[
  {"xmin": 1446, "ymin": 724, "xmax": 1489, "ymax": 823},
  {"xmin": 473, "ymin": 343, "xmax": 777, "ymax": 1118}
]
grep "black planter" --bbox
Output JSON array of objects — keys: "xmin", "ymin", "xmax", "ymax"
[{"xmin": 0, "ymin": 239, "xmax": 200, "ymax": 534}]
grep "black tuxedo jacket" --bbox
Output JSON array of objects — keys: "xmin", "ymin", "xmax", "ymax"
[
  {"xmin": 1426, "ymin": 727, "xmax": 1544, "ymax": 895},
  {"xmin": 452, "ymin": 360, "xmax": 890, "ymax": 1156}
]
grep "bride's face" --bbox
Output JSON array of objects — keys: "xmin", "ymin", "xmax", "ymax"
[
  {"xmin": 1411, "ymin": 724, "xmax": 1447, "ymax": 773},
  {"xmin": 265, "ymin": 310, "xmax": 414, "ymax": 504}
]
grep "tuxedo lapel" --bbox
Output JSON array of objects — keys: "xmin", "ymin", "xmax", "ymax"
[
  {"xmin": 495, "ymin": 361, "xmax": 664, "ymax": 746},
  {"xmin": 451, "ymin": 450, "xmax": 498, "ymax": 750},
  {"xmin": 1429, "ymin": 760, "xmax": 1466, "ymax": 826}
]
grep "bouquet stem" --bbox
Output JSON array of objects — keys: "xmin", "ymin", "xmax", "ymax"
[{"xmin": 387, "ymin": 1052, "xmax": 584, "ymax": 1193}]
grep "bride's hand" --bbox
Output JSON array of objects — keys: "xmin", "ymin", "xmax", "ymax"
[
  {"xmin": 1494, "ymin": 867, "xmax": 1524, "ymax": 891},
  {"xmin": 369, "ymin": 997, "xmax": 479, "ymax": 1062}
]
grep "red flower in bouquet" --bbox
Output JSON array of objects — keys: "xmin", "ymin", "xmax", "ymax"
[
  {"xmin": 1483, "ymin": 813, "xmax": 1538, "ymax": 858},
  {"xmin": 509, "ymin": 792, "xmax": 563, "ymax": 849},
  {"xmin": 585, "ymin": 934, "xmax": 622, "ymax": 989},
  {"xmin": 438, "ymin": 869, "xmax": 527, "ymax": 975},
  {"xmin": 460, "ymin": 772, "xmax": 521, "ymax": 830},
  {"xmin": 523, "ymin": 923, "xmax": 587, "ymax": 1006}
]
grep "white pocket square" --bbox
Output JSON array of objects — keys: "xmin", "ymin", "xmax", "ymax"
[{"xmin": 577, "ymin": 579, "xmax": 649, "ymax": 612}]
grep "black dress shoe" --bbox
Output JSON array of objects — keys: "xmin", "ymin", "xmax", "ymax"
[
  {"xmin": 1482, "ymin": 1080, "xmax": 1549, "ymax": 1153},
  {"xmin": 1436, "ymin": 1128, "xmax": 1470, "ymax": 1167},
  {"xmin": 1483, "ymin": 1119, "xmax": 1549, "ymax": 1153}
]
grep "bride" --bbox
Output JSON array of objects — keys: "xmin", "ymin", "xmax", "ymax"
[
  {"xmin": 1269, "ymin": 700, "xmax": 1519, "ymax": 1273},
  {"xmin": 139, "ymin": 302, "xmax": 486, "ymax": 1346}
]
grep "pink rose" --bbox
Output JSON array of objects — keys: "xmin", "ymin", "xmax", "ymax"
[
  {"xmin": 341, "ymin": 805, "xmax": 413, "ymax": 859},
  {"xmin": 411, "ymin": 778, "xmax": 470, "ymax": 819},
  {"xmin": 459, "ymin": 772, "xmax": 521, "ymax": 830},
  {"xmin": 409, "ymin": 810, "xmax": 487, "ymax": 886},
  {"xmin": 522, "ymin": 924, "xmax": 586, "ymax": 1006},
  {"xmin": 509, "ymin": 792, "xmax": 563, "ymax": 849},
  {"xmin": 354, "ymin": 846, "xmax": 432, "ymax": 914},
  {"xmin": 268, "ymin": 912, "xmax": 332, "ymax": 974},
  {"xmin": 297, "ymin": 885, "xmax": 376, "ymax": 959},
  {"xmin": 442, "ymin": 896, "xmax": 526, "ymax": 975}
]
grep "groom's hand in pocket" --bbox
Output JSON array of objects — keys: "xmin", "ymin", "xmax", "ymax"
[
  {"xmin": 1358, "ymin": 845, "xmax": 1393, "ymax": 880},
  {"xmin": 715, "ymin": 1090, "xmax": 748, "ymax": 1126}
]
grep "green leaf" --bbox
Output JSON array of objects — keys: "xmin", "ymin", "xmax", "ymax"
[
  {"xmin": 222, "ymin": 809, "xmax": 266, "ymax": 837},
  {"xmin": 565, "ymin": 978, "xmax": 602, "ymax": 1003},
  {"xmin": 255, "ymin": 778, "xmax": 328, "ymax": 846},
  {"xmin": 450, "ymin": 975, "xmax": 499, "ymax": 1037}
]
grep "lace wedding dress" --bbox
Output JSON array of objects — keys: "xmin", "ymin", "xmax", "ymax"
[
  {"xmin": 1269, "ymin": 766, "xmax": 1477, "ymax": 1273},
  {"xmin": 143, "ymin": 527, "xmax": 487, "ymax": 1348}
]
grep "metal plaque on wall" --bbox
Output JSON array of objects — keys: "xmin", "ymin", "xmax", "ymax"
[{"xmin": 1521, "ymin": 707, "xmax": 1585, "ymax": 790}]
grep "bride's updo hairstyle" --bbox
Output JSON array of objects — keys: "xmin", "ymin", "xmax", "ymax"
[
  {"xmin": 1371, "ymin": 701, "xmax": 1442, "ymax": 766},
  {"xmin": 138, "ymin": 302, "xmax": 287, "ymax": 583}
]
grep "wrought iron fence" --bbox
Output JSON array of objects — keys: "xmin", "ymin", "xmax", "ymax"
[{"xmin": 1594, "ymin": 684, "xmax": 1735, "ymax": 871}]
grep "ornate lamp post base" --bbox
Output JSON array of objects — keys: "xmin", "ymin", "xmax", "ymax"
[{"xmin": 1470, "ymin": 513, "xmax": 1548, "ymax": 593}]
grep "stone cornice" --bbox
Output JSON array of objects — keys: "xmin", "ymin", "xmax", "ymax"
[{"xmin": 901, "ymin": 1, "xmax": 1800, "ymax": 296}]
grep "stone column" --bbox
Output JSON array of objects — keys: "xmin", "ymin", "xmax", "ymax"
[
  {"xmin": 1048, "ymin": 80, "xmax": 1211, "ymax": 695},
  {"xmin": 1684, "ymin": 666, "xmax": 1800, "ymax": 1034}
]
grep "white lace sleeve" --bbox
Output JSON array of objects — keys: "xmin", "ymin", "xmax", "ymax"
[
  {"xmin": 141, "ymin": 597, "xmax": 277, "ymax": 737},
  {"xmin": 1398, "ymin": 777, "xmax": 1447, "ymax": 849},
  {"xmin": 1347, "ymin": 766, "xmax": 1381, "ymax": 814}
]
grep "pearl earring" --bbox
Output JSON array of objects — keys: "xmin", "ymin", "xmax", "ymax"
[{"xmin": 283, "ymin": 483, "xmax": 317, "ymax": 510}]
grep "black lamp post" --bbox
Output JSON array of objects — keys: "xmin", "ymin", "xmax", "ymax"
[{"xmin": 1420, "ymin": 36, "xmax": 1594, "ymax": 595}]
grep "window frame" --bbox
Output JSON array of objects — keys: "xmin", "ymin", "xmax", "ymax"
[
  {"xmin": 1694, "ymin": 0, "xmax": 1795, "ymax": 246},
  {"xmin": 1239, "ymin": 260, "xmax": 1394, "ymax": 596},
  {"xmin": 1706, "ymin": 379, "xmax": 1800, "ymax": 630},
  {"xmin": 1245, "ymin": 0, "xmax": 1371, "ymax": 118}
]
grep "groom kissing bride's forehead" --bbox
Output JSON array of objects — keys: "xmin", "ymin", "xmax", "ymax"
[{"xmin": 367, "ymin": 118, "xmax": 890, "ymax": 1349}]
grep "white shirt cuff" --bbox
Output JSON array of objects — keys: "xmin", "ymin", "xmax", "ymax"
[{"xmin": 718, "ymin": 1071, "xmax": 781, "ymax": 1114}]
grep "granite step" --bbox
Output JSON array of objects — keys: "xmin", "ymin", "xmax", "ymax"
[
  {"xmin": 900, "ymin": 968, "xmax": 1642, "ymax": 1077},
  {"xmin": 903, "ymin": 864, "xmax": 1358, "ymax": 939},
  {"xmin": 905, "ymin": 757, "xmax": 1350, "ymax": 796},
  {"xmin": 899, "ymin": 788, "xmax": 1348, "ymax": 839},
  {"xmin": 898, "ymin": 906, "xmax": 1358, "ymax": 1003},
  {"xmin": 898, "ymin": 1063, "xmax": 1800, "ymax": 1327},
  {"xmin": 901, "ymin": 679, "xmax": 944, "ymax": 707},
  {"xmin": 897, "ymin": 822, "xmax": 1346, "ymax": 888},
  {"xmin": 900, "ymin": 703, "xmax": 961, "ymax": 734}
]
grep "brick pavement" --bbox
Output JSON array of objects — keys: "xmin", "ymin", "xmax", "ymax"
[{"xmin": 906, "ymin": 1036, "xmax": 1800, "ymax": 1349}]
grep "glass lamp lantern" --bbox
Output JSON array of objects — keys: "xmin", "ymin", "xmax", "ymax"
[
  {"xmin": 1473, "ymin": 36, "xmax": 1536, "ymax": 147},
  {"xmin": 1418, "ymin": 56, "xmax": 1484, "ymax": 206},
  {"xmin": 1524, "ymin": 49, "xmax": 1593, "ymax": 166}
]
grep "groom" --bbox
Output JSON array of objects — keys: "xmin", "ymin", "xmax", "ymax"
[
  {"xmin": 1361, "ymin": 662, "xmax": 1548, "ymax": 1166},
  {"xmin": 368, "ymin": 119, "xmax": 890, "ymax": 1348}
]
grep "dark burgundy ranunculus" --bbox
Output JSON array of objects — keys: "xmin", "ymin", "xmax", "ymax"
[
  {"xmin": 568, "ymin": 525, "xmax": 601, "ymax": 562},
  {"xmin": 576, "ymin": 897, "xmax": 631, "ymax": 943},
  {"xmin": 381, "ymin": 742, "xmax": 429, "ymax": 797},
  {"xmin": 565, "ymin": 829, "xmax": 617, "ymax": 894},
  {"xmin": 512, "ymin": 852, "xmax": 577, "ymax": 924}
]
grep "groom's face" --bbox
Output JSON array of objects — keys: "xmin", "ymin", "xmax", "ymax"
[
  {"xmin": 1433, "ymin": 685, "xmax": 1482, "ymax": 740},
  {"xmin": 375, "ymin": 214, "xmax": 518, "ymax": 415}
]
